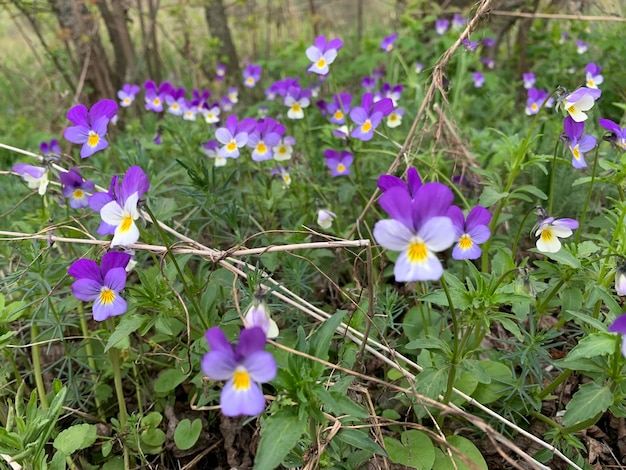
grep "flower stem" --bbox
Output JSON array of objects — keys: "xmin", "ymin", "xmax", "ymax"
[
  {"xmin": 30, "ymin": 322, "xmax": 49, "ymax": 409},
  {"xmin": 77, "ymin": 303, "xmax": 105, "ymax": 420},
  {"xmin": 575, "ymin": 144, "xmax": 600, "ymax": 244},
  {"xmin": 108, "ymin": 340, "xmax": 130, "ymax": 469},
  {"xmin": 547, "ymin": 138, "xmax": 561, "ymax": 216}
]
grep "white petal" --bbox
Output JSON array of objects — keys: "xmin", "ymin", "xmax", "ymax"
[
  {"xmin": 373, "ymin": 219, "xmax": 413, "ymax": 251},
  {"xmin": 101, "ymin": 200, "xmax": 125, "ymax": 225}
]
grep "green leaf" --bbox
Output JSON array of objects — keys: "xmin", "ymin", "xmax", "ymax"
[
  {"xmin": 479, "ymin": 187, "xmax": 509, "ymax": 208},
  {"xmin": 310, "ymin": 309, "xmax": 348, "ymax": 362},
  {"xmin": 141, "ymin": 427, "xmax": 166, "ymax": 448},
  {"xmin": 405, "ymin": 337, "xmax": 452, "ymax": 356},
  {"xmin": 567, "ymin": 333, "xmax": 617, "ymax": 361},
  {"xmin": 447, "ymin": 435, "xmax": 488, "ymax": 470},
  {"xmin": 336, "ymin": 429, "xmax": 386, "ymax": 456},
  {"xmin": 154, "ymin": 368, "xmax": 188, "ymax": 395},
  {"xmin": 562, "ymin": 382, "xmax": 614, "ymax": 426},
  {"xmin": 531, "ymin": 248, "xmax": 581, "ymax": 269},
  {"xmin": 471, "ymin": 361, "xmax": 512, "ymax": 404},
  {"xmin": 414, "ymin": 367, "xmax": 448, "ymax": 400},
  {"xmin": 104, "ymin": 315, "xmax": 145, "ymax": 352},
  {"xmin": 53, "ymin": 423, "xmax": 98, "ymax": 455},
  {"xmin": 254, "ymin": 408, "xmax": 306, "ymax": 470},
  {"xmin": 554, "ymin": 356, "xmax": 606, "ymax": 374},
  {"xmin": 513, "ymin": 184, "xmax": 548, "ymax": 200},
  {"xmin": 174, "ymin": 419, "xmax": 202, "ymax": 451},
  {"xmin": 384, "ymin": 430, "xmax": 435, "ymax": 469}
]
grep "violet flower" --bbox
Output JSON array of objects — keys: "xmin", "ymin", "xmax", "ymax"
[
  {"xmin": 576, "ymin": 39, "xmax": 588, "ymax": 54},
  {"xmin": 563, "ymin": 116, "xmax": 596, "ymax": 169},
  {"xmin": 118, "ymin": 84, "xmax": 140, "ymax": 107},
  {"xmin": 191, "ymin": 89, "xmax": 212, "ymax": 113},
  {"xmin": 317, "ymin": 209, "xmax": 336, "ymax": 229},
  {"xmin": 435, "ymin": 18, "xmax": 449, "ymax": 35},
  {"xmin": 201, "ymin": 102, "xmax": 221, "ymax": 124},
  {"xmin": 270, "ymin": 164, "xmax": 291, "ymax": 186},
  {"xmin": 452, "ymin": 13, "xmax": 465, "ymax": 30},
  {"xmin": 534, "ymin": 211, "xmax": 579, "ymax": 253},
  {"xmin": 12, "ymin": 164, "xmax": 49, "ymax": 195},
  {"xmin": 215, "ymin": 63, "xmax": 227, "ymax": 82},
  {"xmin": 525, "ymin": 88, "xmax": 549, "ymax": 115},
  {"xmin": 40, "ymin": 139, "xmax": 61, "ymax": 160},
  {"xmin": 462, "ymin": 39, "xmax": 479, "ymax": 52},
  {"xmin": 68, "ymin": 251, "xmax": 131, "ymax": 321},
  {"xmin": 326, "ymin": 93, "xmax": 352, "ymax": 125},
  {"xmin": 373, "ymin": 183, "xmax": 456, "ymax": 282},
  {"xmin": 243, "ymin": 64, "xmax": 262, "ymax": 88},
  {"xmin": 202, "ymin": 326, "xmax": 276, "ymax": 417},
  {"xmin": 381, "ymin": 33, "xmax": 398, "ymax": 53},
  {"xmin": 585, "ymin": 63, "xmax": 603, "ymax": 89},
  {"xmin": 472, "ymin": 72, "xmax": 485, "ymax": 88},
  {"xmin": 377, "ymin": 166, "xmax": 422, "ymax": 197},
  {"xmin": 215, "ymin": 114, "xmax": 257, "ymax": 159},
  {"xmin": 616, "ymin": 260, "xmax": 626, "ymax": 296},
  {"xmin": 447, "ymin": 205, "xmax": 491, "ymax": 260},
  {"xmin": 144, "ymin": 80, "xmax": 173, "ymax": 112},
  {"xmin": 60, "ymin": 168, "xmax": 95, "ymax": 209},
  {"xmin": 306, "ymin": 35, "xmax": 343, "ymax": 75},
  {"xmin": 349, "ymin": 92, "xmax": 393, "ymax": 141},
  {"xmin": 609, "ymin": 314, "xmax": 626, "ymax": 358},
  {"xmin": 599, "ymin": 118, "xmax": 626, "ymax": 151},
  {"xmin": 361, "ymin": 76, "xmax": 376, "ymax": 91},
  {"xmin": 522, "ymin": 72, "xmax": 535, "ymax": 90},
  {"xmin": 89, "ymin": 166, "xmax": 150, "ymax": 247},
  {"xmin": 387, "ymin": 108, "xmax": 404, "ymax": 128},
  {"xmin": 64, "ymin": 99, "xmax": 117, "ymax": 158},
  {"xmin": 247, "ymin": 118, "xmax": 285, "ymax": 162},
  {"xmin": 284, "ymin": 86, "xmax": 311, "ymax": 120},
  {"xmin": 244, "ymin": 299, "xmax": 278, "ymax": 339},
  {"xmin": 323, "ymin": 149, "xmax": 353, "ymax": 176},
  {"xmin": 561, "ymin": 87, "xmax": 601, "ymax": 122},
  {"xmin": 272, "ymin": 136, "xmax": 296, "ymax": 161}
]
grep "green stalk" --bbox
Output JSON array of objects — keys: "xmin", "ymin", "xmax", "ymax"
[
  {"xmin": 575, "ymin": 144, "xmax": 601, "ymax": 244},
  {"xmin": 440, "ymin": 276, "xmax": 460, "ymax": 404},
  {"xmin": 547, "ymin": 138, "xmax": 561, "ymax": 215},
  {"xmin": 77, "ymin": 303, "xmax": 105, "ymax": 420},
  {"xmin": 108, "ymin": 340, "xmax": 130, "ymax": 469},
  {"xmin": 31, "ymin": 323, "xmax": 49, "ymax": 409},
  {"xmin": 537, "ymin": 369, "xmax": 571, "ymax": 400}
]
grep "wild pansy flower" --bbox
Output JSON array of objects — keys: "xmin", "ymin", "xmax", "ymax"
[
  {"xmin": 447, "ymin": 205, "xmax": 491, "ymax": 260},
  {"xmin": 243, "ymin": 64, "xmax": 262, "ymax": 88},
  {"xmin": 306, "ymin": 35, "xmax": 343, "ymax": 75},
  {"xmin": 271, "ymin": 77, "xmax": 300, "ymax": 98},
  {"xmin": 576, "ymin": 39, "xmax": 588, "ymax": 54},
  {"xmin": 118, "ymin": 84, "xmax": 140, "ymax": 107},
  {"xmin": 270, "ymin": 164, "xmax": 291, "ymax": 186},
  {"xmin": 202, "ymin": 326, "xmax": 276, "ymax": 417},
  {"xmin": 144, "ymin": 80, "xmax": 173, "ymax": 112},
  {"xmin": 387, "ymin": 107, "xmax": 404, "ymax": 128},
  {"xmin": 244, "ymin": 297, "xmax": 278, "ymax": 339},
  {"xmin": 227, "ymin": 86, "xmax": 239, "ymax": 104},
  {"xmin": 381, "ymin": 33, "xmax": 398, "ymax": 52},
  {"xmin": 615, "ymin": 260, "xmax": 626, "ymax": 296},
  {"xmin": 191, "ymin": 89, "xmax": 211, "ymax": 113},
  {"xmin": 585, "ymin": 63, "xmax": 603, "ymax": 89},
  {"xmin": 372, "ymin": 67, "xmax": 385, "ymax": 81},
  {"xmin": 89, "ymin": 166, "xmax": 150, "ymax": 247},
  {"xmin": 563, "ymin": 116, "xmax": 596, "ymax": 169},
  {"xmin": 258, "ymin": 105, "xmax": 269, "ymax": 119},
  {"xmin": 373, "ymin": 182, "xmax": 455, "ymax": 282},
  {"xmin": 608, "ymin": 314, "xmax": 626, "ymax": 358},
  {"xmin": 349, "ymin": 92, "xmax": 393, "ymax": 141},
  {"xmin": 472, "ymin": 72, "xmax": 485, "ymax": 88},
  {"xmin": 284, "ymin": 86, "xmax": 311, "ymax": 119},
  {"xmin": 68, "ymin": 251, "xmax": 131, "ymax": 321},
  {"xmin": 40, "ymin": 139, "xmax": 61, "ymax": 160},
  {"xmin": 361, "ymin": 76, "xmax": 376, "ymax": 91},
  {"xmin": 435, "ymin": 18, "xmax": 449, "ymax": 35},
  {"xmin": 326, "ymin": 93, "xmax": 352, "ymax": 125},
  {"xmin": 199, "ymin": 102, "xmax": 219, "ymax": 124},
  {"xmin": 452, "ymin": 13, "xmax": 465, "ymax": 30},
  {"xmin": 378, "ymin": 83, "xmax": 403, "ymax": 107},
  {"xmin": 560, "ymin": 87, "xmax": 601, "ymax": 122},
  {"xmin": 247, "ymin": 118, "xmax": 285, "ymax": 162},
  {"xmin": 462, "ymin": 39, "xmax": 479, "ymax": 52},
  {"xmin": 153, "ymin": 131, "xmax": 162, "ymax": 145},
  {"xmin": 220, "ymin": 96, "xmax": 234, "ymax": 112},
  {"xmin": 202, "ymin": 140, "xmax": 226, "ymax": 167},
  {"xmin": 166, "ymin": 90, "xmax": 186, "ymax": 116},
  {"xmin": 323, "ymin": 149, "xmax": 353, "ymax": 176},
  {"xmin": 273, "ymin": 136, "xmax": 296, "ymax": 161},
  {"xmin": 318, "ymin": 209, "xmax": 336, "ymax": 229},
  {"xmin": 12, "ymin": 164, "xmax": 49, "ymax": 195},
  {"xmin": 64, "ymin": 99, "xmax": 117, "ymax": 159},
  {"xmin": 482, "ymin": 37, "xmax": 495, "ymax": 48},
  {"xmin": 481, "ymin": 57, "xmax": 495, "ymax": 69},
  {"xmin": 309, "ymin": 82, "xmax": 321, "ymax": 98},
  {"xmin": 215, "ymin": 114, "xmax": 256, "ymax": 159},
  {"xmin": 333, "ymin": 125, "xmax": 351, "ymax": 140},
  {"xmin": 60, "ymin": 168, "xmax": 95, "ymax": 209},
  {"xmin": 414, "ymin": 62, "xmax": 424, "ymax": 74},
  {"xmin": 525, "ymin": 88, "xmax": 549, "ymax": 115},
  {"xmin": 533, "ymin": 208, "xmax": 579, "ymax": 253},
  {"xmin": 215, "ymin": 63, "xmax": 227, "ymax": 81},
  {"xmin": 522, "ymin": 72, "xmax": 535, "ymax": 89},
  {"xmin": 599, "ymin": 118, "xmax": 626, "ymax": 151}
]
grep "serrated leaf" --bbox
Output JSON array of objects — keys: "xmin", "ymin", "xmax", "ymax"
[
  {"xmin": 254, "ymin": 408, "xmax": 306, "ymax": 470},
  {"xmin": 53, "ymin": 424, "xmax": 97, "ymax": 455},
  {"xmin": 104, "ymin": 315, "xmax": 145, "ymax": 352},
  {"xmin": 384, "ymin": 430, "xmax": 434, "ymax": 469},
  {"xmin": 567, "ymin": 333, "xmax": 617, "ymax": 361},
  {"xmin": 174, "ymin": 419, "xmax": 202, "ymax": 450},
  {"xmin": 447, "ymin": 435, "xmax": 488, "ymax": 470},
  {"xmin": 562, "ymin": 382, "xmax": 613, "ymax": 426}
]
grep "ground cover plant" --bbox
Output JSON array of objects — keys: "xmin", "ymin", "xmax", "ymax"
[{"xmin": 2, "ymin": 0, "xmax": 626, "ymax": 468}]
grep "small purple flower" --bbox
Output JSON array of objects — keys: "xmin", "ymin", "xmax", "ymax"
[
  {"xmin": 245, "ymin": 299, "xmax": 278, "ymax": 339},
  {"xmin": 435, "ymin": 18, "xmax": 449, "ymax": 35},
  {"xmin": 272, "ymin": 136, "xmax": 296, "ymax": 161},
  {"xmin": 306, "ymin": 35, "xmax": 343, "ymax": 75},
  {"xmin": 525, "ymin": 88, "xmax": 549, "ymax": 115},
  {"xmin": 215, "ymin": 63, "xmax": 227, "ymax": 82},
  {"xmin": 68, "ymin": 251, "xmax": 131, "ymax": 321},
  {"xmin": 452, "ymin": 13, "xmax": 466, "ymax": 30},
  {"xmin": 616, "ymin": 260, "xmax": 626, "ymax": 296},
  {"xmin": 349, "ymin": 92, "xmax": 393, "ymax": 141},
  {"xmin": 599, "ymin": 118, "xmax": 626, "ymax": 151},
  {"xmin": 323, "ymin": 149, "xmax": 353, "ymax": 176},
  {"xmin": 576, "ymin": 39, "xmax": 588, "ymax": 54},
  {"xmin": 60, "ymin": 168, "xmax": 95, "ymax": 209},
  {"xmin": 379, "ymin": 83, "xmax": 403, "ymax": 107},
  {"xmin": 387, "ymin": 107, "xmax": 404, "ymax": 128},
  {"xmin": 144, "ymin": 80, "xmax": 173, "ymax": 112},
  {"xmin": 166, "ymin": 93, "xmax": 185, "ymax": 116},
  {"xmin": 585, "ymin": 62, "xmax": 603, "ymax": 89},
  {"xmin": 472, "ymin": 72, "xmax": 485, "ymax": 88},
  {"xmin": 227, "ymin": 87, "xmax": 239, "ymax": 105},
  {"xmin": 608, "ymin": 314, "xmax": 626, "ymax": 358},
  {"xmin": 317, "ymin": 209, "xmax": 336, "ymax": 229},
  {"xmin": 270, "ymin": 164, "xmax": 292, "ymax": 186},
  {"xmin": 381, "ymin": 33, "xmax": 398, "ymax": 53},
  {"xmin": 534, "ymin": 213, "xmax": 579, "ymax": 253},
  {"xmin": 89, "ymin": 166, "xmax": 150, "ymax": 247},
  {"xmin": 191, "ymin": 89, "xmax": 212, "ymax": 113},
  {"xmin": 481, "ymin": 57, "xmax": 495, "ymax": 69},
  {"xmin": 482, "ymin": 37, "xmax": 495, "ymax": 48},
  {"xmin": 243, "ymin": 64, "xmax": 262, "ymax": 88},
  {"xmin": 462, "ymin": 39, "xmax": 479, "ymax": 52},
  {"xmin": 247, "ymin": 118, "xmax": 285, "ymax": 161},
  {"xmin": 414, "ymin": 62, "xmax": 424, "ymax": 74},
  {"xmin": 522, "ymin": 72, "xmax": 535, "ymax": 89},
  {"xmin": 118, "ymin": 84, "xmax": 140, "ymax": 107},
  {"xmin": 447, "ymin": 206, "xmax": 491, "ymax": 260},
  {"xmin": 40, "ymin": 139, "xmax": 61, "ymax": 160},
  {"xmin": 561, "ymin": 87, "xmax": 601, "ymax": 122},
  {"xmin": 373, "ymin": 183, "xmax": 456, "ymax": 282},
  {"xmin": 284, "ymin": 86, "xmax": 311, "ymax": 120},
  {"xmin": 63, "ymin": 100, "xmax": 117, "ymax": 159},
  {"xmin": 563, "ymin": 116, "xmax": 596, "ymax": 169},
  {"xmin": 326, "ymin": 93, "xmax": 352, "ymax": 125},
  {"xmin": 12, "ymin": 164, "xmax": 49, "ymax": 195},
  {"xmin": 361, "ymin": 76, "xmax": 377, "ymax": 91},
  {"xmin": 215, "ymin": 114, "xmax": 257, "ymax": 159},
  {"xmin": 202, "ymin": 327, "xmax": 276, "ymax": 417}
]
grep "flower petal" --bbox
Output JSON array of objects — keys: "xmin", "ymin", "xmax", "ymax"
[
  {"xmin": 373, "ymin": 219, "xmax": 413, "ymax": 251},
  {"xmin": 92, "ymin": 292, "xmax": 127, "ymax": 321},
  {"xmin": 68, "ymin": 259, "xmax": 101, "ymax": 281},
  {"xmin": 220, "ymin": 380, "xmax": 266, "ymax": 416},
  {"xmin": 242, "ymin": 350, "xmax": 277, "ymax": 383},
  {"xmin": 202, "ymin": 350, "xmax": 237, "ymax": 380}
]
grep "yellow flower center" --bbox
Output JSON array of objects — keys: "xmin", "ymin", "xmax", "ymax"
[
  {"xmin": 531, "ymin": 103, "xmax": 538, "ymax": 112},
  {"xmin": 123, "ymin": 97, "xmax": 131, "ymax": 105},
  {"xmin": 246, "ymin": 76, "xmax": 255, "ymax": 85},
  {"xmin": 99, "ymin": 287, "xmax": 115, "ymax": 305},
  {"xmin": 390, "ymin": 114, "xmax": 398, "ymax": 122},
  {"xmin": 73, "ymin": 189, "xmax": 85, "ymax": 200},
  {"xmin": 337, "ymin": 163, "xmax": 346, "ymax": 173},
  {"xmin": 316, "ymin": 58, "xmax": 326, "ymax": 69},
  {"xmin": 407, "ymin": 240, "xmax": 428, "ymax": 263},
  {"xmin": 361, "ymin": 120, "xmax": 372, "ymax": 133},
  {"xmin": 87, "ymin": 131, "xmax": 100, "ymax": 148},
  {"xmin": 172, "ymin": 103, "xmax": 179, "ymax": 110},
  {"xmin": 226, "ymin": 140, "xmax": 238, "ymax": 152},
  {"xmin": 541, "ymin": 228, "xmax": 554, "ymax": 242},
  {"xmin": 567, "ymin": 105, "xmax": 576, "ymax": 114},
  {"xmin": 573, "ymin": 145, "xmax": 581, "ymax": 160},
  {"xmin": 283, "ymin": 173, "xmax": 291, "ymax": 185},
  {"xmin": 233, "ymin": 367, "xmax": 251, "ymax": 391},
  {"xmin": 459, "ymin": 234, "xmax": 473, "ymax": 250},
  {"xmin": 119, "ymin": 214, "xmax": 134, "ymax": 233},
  {"xmin": 334, "ymin": 110, "xmax": 344, "ymax": 120},
  {"xmin": 386, "ymin": 44, "xmax": 393, "ymax": 51},
  {"xmin": 278, "ymin": 146, "xmax": 287, "ymax": 155},
  {"xmin": 587, "ymin": 78, "xmax": 595, "ymax": 87},
  {"xmin": 256, "ymin": 142, "xmax": 268, "ymax": 154},
  {"xmin": 153, "ymin": 98, "xmax": 161, "ymax": 106},
  {"xmin": 292, "ymin": 103, "xmax": 302, "ymax": 113}
]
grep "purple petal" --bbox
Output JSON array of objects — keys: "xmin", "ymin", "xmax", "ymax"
[
  {"xmin": 349, "ymin": 107, "xmax": 368, "ymax": 125},
  {"xmin": 220, "ymin": 380, "xmax": 266, "ymax": 416},
  {"xmin": 90, "ymin": 99, "xmax": 118, "ymax": 122},
  {"xmin": 92, "ymin": 292, "xmax": 127, "ymax": 321},
  {"xmin": 242, "ymin": 351, "xmax": 277, "ymax": 383},
  {"xmin": 609, "ymin": 314, "xmax": 626, "ymax": 334},
  {"xmin": 71, "ymin": 278, "xmax": 102, "ymax": 301},
  {"xmin": 68, "ymin": 259, "xmax": 101, "ymax": 281},
  {"xmin": 377, "ymin": 174, "xmax": 405, "ymax": 192},
  {"xmin": 120, "ymin": 166, "xmax": 150, "ymax": 204},
  {"xmin": 446, "ymin": 205, "xmax": 465, "ymax": 231},
  {"xmin": 379, "ymin": 187, "xmax": 414, "ymax": 229},
  {"xmin": 80, "ymin": 137, "xmax": 109, "ymax": 159},
  {"xmin": 407, "ymin": 167, "xmax": 422, "ymax": 194},
  {"xmin": 202, "ymin": 350, "xmax": 238, "ymax": 380},
  {"xmin": 66, "ymin": 104, "xmax": 88, "ymax": 126},
  {"xmin": 235, "ymin": 327, "xmax": 267, "ymax": 359},
  {"xmin": 578, "ymin": 134, "xmax": 597, "ymax": 152},
  {"xmin": 326, "ymin": 37, "xmax": 343, "ymax": 51},
  {"xmin": 205, "ymin": 327, "xmax": 234, "ymax": 354},
  {"xmin": 103, "ymin": 267, "xmax": 127, "ymax": 292},
  {"xmin": 413, "ymin": 183, "xmax": 454, "ymax": 226},
  {"xmin": 372, "ymin": 97, "xmax": 394, "ymax": 117},
  {"xmin": 599, "ymin": 118, "xmax": 620, "ymax": 133},
  {"xmin": 373, "ymin": 219, "xmax": 413, "ymax": 250},
  {"xmin": 563, "ymin": 116, "xmax": 583, "ymax": 140},
  {"xmin": 465, "ymin": 206, "xmax": 492, "ymax": 230},
  {"xmin": 452, "ymin": 242, "xmax": 482, "ymax": 260},
  {"xmin": 466, "ymin": 224, "xmax": 491, "ymax": 244},
  {"xmin": 418, "ymin": 216, "xmax": 456, "ymax": 252},
  {"xmin": 215, "ymin": 128, "xmax": 233, "ymax": 145},
  {"xmin": 553, "ymin": 218, "xmax": 579, "ymax": 230},
  {"xmin": 64, "ymin": 125, "xmax": 89, "ymax": 145},
  {"xmin": 89, "ymin": 192, "xmax": 114, "ymax": 212}
]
